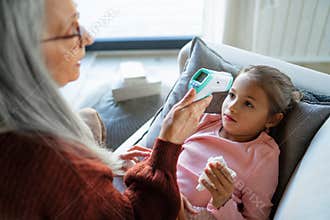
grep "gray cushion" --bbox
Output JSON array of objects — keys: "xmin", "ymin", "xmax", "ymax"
[
  {"xmin": 270, "ymin": 102, "xmax": 330, "ymax": 217},
  {"xmin": 144, "ymin": 37, "xmax": 240, "ymax": 147},
  {"xmin": 94, "ymin": 93, "xmax": 162, "ymax": 149}
]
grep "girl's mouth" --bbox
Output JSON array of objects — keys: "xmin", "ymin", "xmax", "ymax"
[{"xmin": 224, "ymin": 114, "xmax": 236, "ymax": 122}]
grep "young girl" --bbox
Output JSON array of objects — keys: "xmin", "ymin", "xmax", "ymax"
[{"xmin": 177, "ymin": 65, "xmax": 301, "ymax": 220}]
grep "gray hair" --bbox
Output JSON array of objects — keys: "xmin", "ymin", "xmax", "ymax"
[{"xmin": 0, "ymin": 0, "xmax": 122, "ymax": 173}]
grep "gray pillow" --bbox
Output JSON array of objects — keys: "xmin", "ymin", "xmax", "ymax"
[
  {"xmin": 144, "ymin": 37, "xmax": 240, "ymax": 147},
  {"xmin": 270, "ymin": 102, "xmax": 330, "ymax": 217}
]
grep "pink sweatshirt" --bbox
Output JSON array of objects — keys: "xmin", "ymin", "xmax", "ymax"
[{"xmin": 177, "ymin": 114, "xmax": 280, "ymax": 220}]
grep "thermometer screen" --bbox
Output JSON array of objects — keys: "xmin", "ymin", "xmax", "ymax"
[{"xmin": 195, "ymin": 72, "xmax": 208, "ymax": 82}]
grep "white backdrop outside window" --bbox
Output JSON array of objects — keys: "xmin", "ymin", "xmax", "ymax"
[{"xmin": 76, "ymin": 0, "xmax": 205, "ymax": 39}]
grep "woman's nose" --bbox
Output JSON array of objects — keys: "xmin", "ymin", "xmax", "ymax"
[{"xmin": 81, "ymin": 26, "xmax": 94, "ymax": 46}]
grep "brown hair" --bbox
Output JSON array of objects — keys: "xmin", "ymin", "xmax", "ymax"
[{"xmin": 239, "ymin": 65, "xmax": 302, "ymax": 115}]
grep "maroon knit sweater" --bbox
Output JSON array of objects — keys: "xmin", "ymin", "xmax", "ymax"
[{"xmin": 0, "ymin": 131, "xmax": 182, "ymax": 219}]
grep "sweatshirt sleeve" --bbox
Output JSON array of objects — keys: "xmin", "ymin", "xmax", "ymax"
[
  {"xmin": 239, "ymin": 151, "xmax": 279, "ymax": 220},
  {"xmin": 207, "ymin": 148, "xmax": 279, "ymax": 220}
]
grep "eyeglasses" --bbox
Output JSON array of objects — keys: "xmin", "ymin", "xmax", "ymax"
[{"xmin": 42, "ymin": 25, "xmax": 82, "ymax": 48}]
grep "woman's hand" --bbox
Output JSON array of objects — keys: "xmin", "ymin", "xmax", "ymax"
[
  {"xmin": 119, "ymin": 145, "xmax": 151, "ymax": 162},
  {"xmin": 159, "ymin": 89, "xmax": 212, "ymax": 144},
  {"xmin": 177, "ymin": 193, "xmax": 199, "ymax": 220},
  {"xmin": 202, "ymin": 162, "xmax": 235, "ymax": 209},
  {"xmin": 119, "ymin": 145, "xmax": 152, "ymax": 171}
]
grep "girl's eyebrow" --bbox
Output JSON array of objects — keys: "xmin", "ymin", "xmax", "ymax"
[
  {"xmin": 246, "ymin": 96, "xmax": 256, "ymax": 101},
  {"xmin": 231, "ymin": 88, "xmax": 256, "ymax": 101}
]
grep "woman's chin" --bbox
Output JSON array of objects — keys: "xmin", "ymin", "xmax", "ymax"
[
  {"xmin": 70, "ymin": 70, "xmax": 80, "ymax": 81},
  {"xmin": 59, "ymin": 71, "xmax": 80, "ymax": 87}
]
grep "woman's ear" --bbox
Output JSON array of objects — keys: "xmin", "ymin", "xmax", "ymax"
[{"xmin": 266, "ymin": 112, "xmax": 284, "ymax": 129}]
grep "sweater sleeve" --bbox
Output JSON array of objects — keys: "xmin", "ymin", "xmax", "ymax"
[
  {"xmin": 60, "ymin": 138, "xmax": 182, "ymax": 220},
  {"xmin": 59, "ymin": 138, "xmax": 183, "ymax": 220},
  {"xmin": 0, "ymin": 133, "xmax": 182, "ymax": 220},
  {"xmin": 124, "ymin": 138, "xmax": 183, "ymax": 220}
]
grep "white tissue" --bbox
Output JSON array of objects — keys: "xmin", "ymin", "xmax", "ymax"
[{"xmin": 196, "ymin": 156, "xmax": 236, "ymax": 191}]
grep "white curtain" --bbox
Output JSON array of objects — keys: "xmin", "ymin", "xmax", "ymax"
[
  {"xmin": 202, "ymin": 0, "xmax": 330, "ymax": 63},
  {"xmin": 202, "ymin": 0, "xmax": 257, "ymax": 48},
  {"xmin": 202, "ymin": 0, "xmax": 226, "ymax": 44}
]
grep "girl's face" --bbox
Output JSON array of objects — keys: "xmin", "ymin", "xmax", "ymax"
[
  {"xmin": 42, "ymin": 0, "xmax": 94, "ymax": 87},
  {"xmin": 221, "ymin": 72, "xmax": 280, "ymax": 142}
]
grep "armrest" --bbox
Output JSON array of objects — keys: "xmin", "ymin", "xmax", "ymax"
[
  {"xmin": 274, "ymin": 117, "xmax": 330, "ymax": 219},
  {"xmin": 114, "ymin": 118, "xmax": 153, "ymax": 154}
]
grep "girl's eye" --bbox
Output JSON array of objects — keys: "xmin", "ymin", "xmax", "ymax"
[
  {"xmin": 228, "ymin": 92, "xmax": 235, "ymax": 99},
  {"xmin": 245, "ymin": 101, "xmax": 254, "ymax": 108}
]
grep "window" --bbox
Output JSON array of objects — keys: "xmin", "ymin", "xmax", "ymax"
[{"xmin": 76, "ymin": 0, "xmax": 205, "ymax": 50}]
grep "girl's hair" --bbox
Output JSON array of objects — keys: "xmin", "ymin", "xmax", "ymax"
[
  {"xmin": 239, "ymin": 65, "xmax": 302, "ymax": 115},
  {"xmin": 0, "ymin": 0, "xmax": 122, "ymax": 173}
]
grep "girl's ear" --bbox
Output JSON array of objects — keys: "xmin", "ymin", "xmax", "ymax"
[{"xmin": 266, "ymin": 113, "xmax": 284, "ymax": 129}]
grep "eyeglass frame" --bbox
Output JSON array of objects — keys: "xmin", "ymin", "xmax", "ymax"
[{"xmin": 42, "ymin": 25, "xmax": 83, "ymax": 48}]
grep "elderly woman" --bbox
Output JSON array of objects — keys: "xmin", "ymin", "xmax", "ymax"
[{"xmin": 0, "ymin": 0, "xmax": 212, "ymax": 219}]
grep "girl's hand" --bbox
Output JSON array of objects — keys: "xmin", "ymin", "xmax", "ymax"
[
  {"xmin": 159, "ymin": 89, "xmax": 212, "ymax": 144},
  {"xmin": 119, "ymin": 145, "xmax": 152, "ymax": 171},
  {"xmin": 202, "ymin": 162, "xmax": 235, "ymax": 209}
]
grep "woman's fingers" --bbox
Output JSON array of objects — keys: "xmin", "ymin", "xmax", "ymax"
[
  {"xmin": 119, "ymin": 150, "xmax": 151, "ymax": 160},
  {"xmin": 159, "ymin": 89, "xmax": 212, "ymax": 144},
  {"xmin": 177, "ymin": 88, "xmax": 212, "ymax": 110},
  {"xmin": 119, "ymin": 146, "xmax": 152, "ymax": 163},
  {"xmin": 128, "ymin": 145, "xmax": 152, "ymax": 153},
  {"xmin": 181, "ymin": 194, "xmax": 199, "ymax": 215},
  {"xmin": 175, "ymin": 88, "xmax": 196, "ymax": 109},
  {"xmin": 191, "ymin": 94, "xmax": 213, "ymax": 121},
  {"xmin": 178, "ymin": 89, "xmax": 213, "ymax": 115},
  {"xmin": 176, "ymin": 196, "xmax": 187, "ymax": 220}
]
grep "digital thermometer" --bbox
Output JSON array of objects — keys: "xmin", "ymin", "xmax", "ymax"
[{"xmin": 189, "ymin": 68, "xmax": 233, "ymax": 101}]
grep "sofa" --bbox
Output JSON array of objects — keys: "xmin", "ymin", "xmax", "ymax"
[{"xmin": 114, "ymin": 37, "xmax": 330, "ymax": 219}]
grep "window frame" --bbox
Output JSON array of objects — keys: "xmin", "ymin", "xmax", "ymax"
[{"xmin": 86, "ymin": 36, "xmax": 194, "ymax": 51}]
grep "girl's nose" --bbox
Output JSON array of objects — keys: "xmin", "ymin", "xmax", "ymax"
[{"xmin": 228, "ymin": 100, "xmax": 238, "ymax": 113}]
